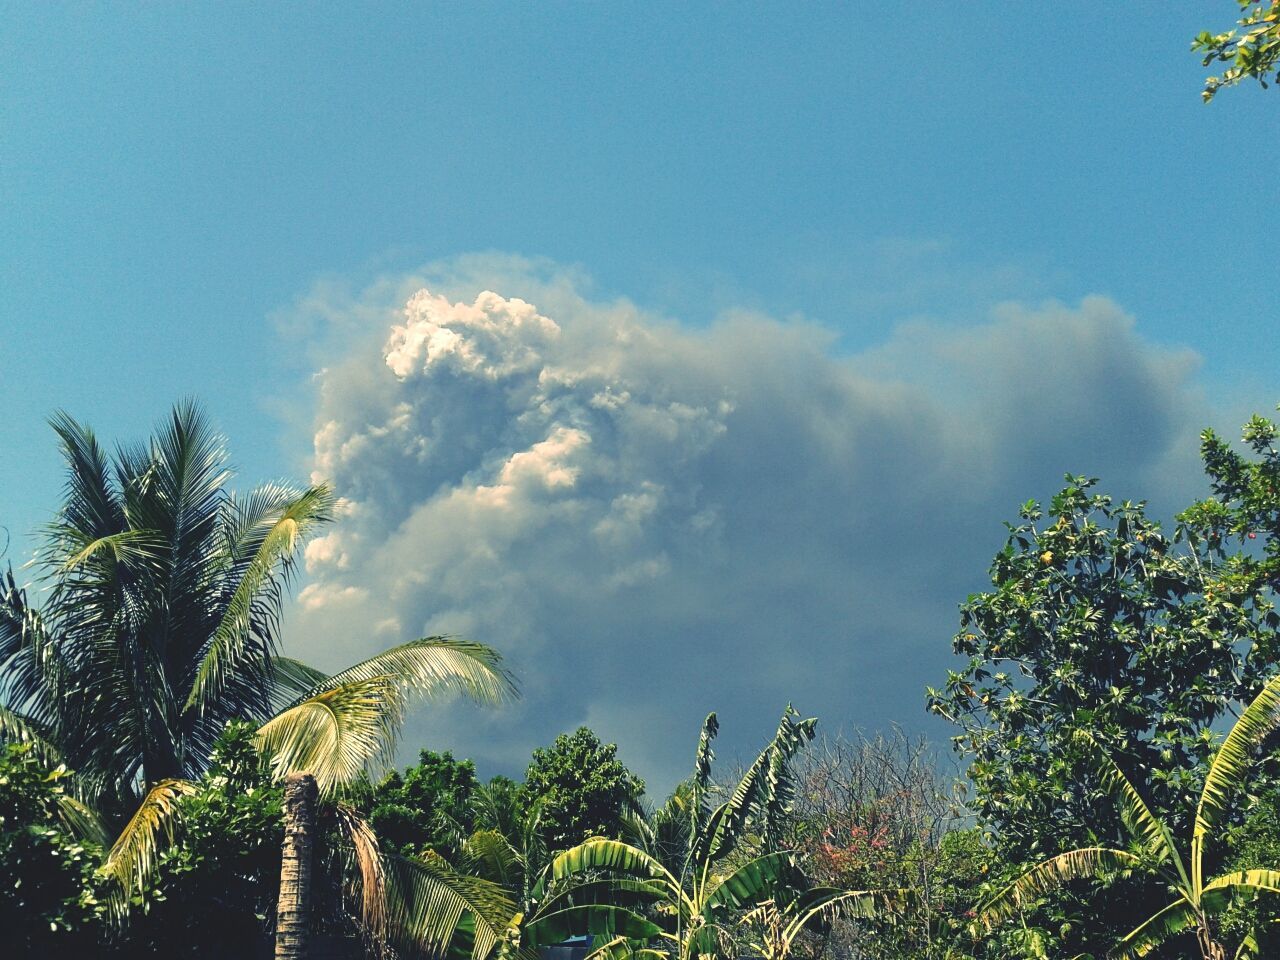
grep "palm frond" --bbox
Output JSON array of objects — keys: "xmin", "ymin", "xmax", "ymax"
[
  {"xmin": 125, "ymin": 402, "xmax": 231, "ymax": 711},
  {"xmin": 302, "ymin": 637, "xmax": 517, "ymax": 709},
  {"xmin": 463, "ymin": 829, "xmax": 522, "ymax": 887},
  {"xmin": 47, "ymin": 410, "xmax": 125, "ymax": 545},
  {"xmin": 267, "ymin": 656, "xmax": 332, "ymax": 711},
  {"xmin": 382, "ymin": 853, "xmax": 518, "ymax": 960},
  {"xmin": 58, "ymin": 529, "xmax": 161, "ymax": 572},
  {"xmin": 696, "ymin": 706, "xmax": 816, "ymax": 864},
  {"xmin": 334, "ymin": 803, "xmax": 388, "ymax": 942},
  {"xmin": 101, "ymin": 778, "xmax": 196, "ymax": 894},
  {"xmin": 0, "ymin": 704, "xmax": 63, "ymax": 765},
  {"xmin": 1194, "ymin": 671, "xmax": 1280, "ymax": 886},
  {"xmin": 256, "ymin": 676, "xmax": 403, "ymax": 795},
  {"xmin": 0, "ymin": 569, "xmax": 61, "ymax": 730},
  {"xmin": 1109, "ymin": 896, "xmax": 1197, "ymax": 960},
  {"xmin": 55, "ymin": 791, "xmax": 109, "ymax": 847},
  {"xmin": 184, "ymin": 484, "xmax": 332, "ymax": 717},
  {"xmin": 619, "ymin": 806, "xmax": 657, "ymax": 853},
  {"xmin": 978, "ymin": 847, "xmax": 1142, "ymax": 928}
]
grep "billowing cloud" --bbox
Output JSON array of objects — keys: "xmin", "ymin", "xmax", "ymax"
[{"xmin": 286, "ymin": 257, "xmax": 1209, "ymax": 794}]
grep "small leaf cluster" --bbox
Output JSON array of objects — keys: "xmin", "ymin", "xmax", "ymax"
[{"xmin": 1194, "ymin": 0, "xmax": 1280, "ymax": 101}]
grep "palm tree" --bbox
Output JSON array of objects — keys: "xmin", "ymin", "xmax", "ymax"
[
  {"xmin": 979, "ymin": 671, "xmax": 1280, "ymax": 959},
  {"xmin": 524, "ymin": 707, "xmax": 892, "ymax": 960},
  {"xmin": 0, "ymin": 402, "xmax": 519, "ymax": 954},
  {"xmin": 462, "ymin": 779, "xmax": 549, "ymax": 907}
]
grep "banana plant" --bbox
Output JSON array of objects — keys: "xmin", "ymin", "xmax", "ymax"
[
  {"xmin": 521, "ymin": 707, "xmax": 821, "ymax": 960},
  {"xmin": 979, "ymin": 671, "xmax": 1280, "ymax": 960},
  {"xmin": 738, "ymin": 887, "xmax": 899, "ymax": 960}
]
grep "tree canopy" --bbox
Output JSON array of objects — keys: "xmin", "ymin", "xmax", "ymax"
[{"xmin": 523, "ymin": 727, "xmax": 645, "ymax": 854}]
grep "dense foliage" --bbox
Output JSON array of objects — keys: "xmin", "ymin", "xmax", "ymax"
[
  {"xmin": 928, "ymin": 476, "xmax": 1278, "ymax": 863},
  {"xmin": 371, "ymin": 750, "xmax": 481, "ymax": 861},
  {"xmin": 0, "ymin": 743, "xmax": 110, "ymax": 954},
  {"xmin": 0, "ymin": 403, "xmax": 517, "ymax": 958},
  {"xmin": 523, "ymin": 708, "xmax": 831, "ymax": 960},
  {"xmin": 932, "ymin": 410, "xmax": 1280, "ymax": 959},
  {"xmin": 523, "ymin": 727, "xmax": 645, "ymax": 853},
  {"xmin": 113, "ymin": 722, "xmax": 287, "ymax": 957}
]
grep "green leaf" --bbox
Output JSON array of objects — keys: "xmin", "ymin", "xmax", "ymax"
[
  {"xmin": 978, "ymin": 847, "xmax": 1142, "ymax": 928},
  {"xmin": 1109, "ymin": 896, "xmax": 1197, "ymax": 960},
  {"xmin": 101, "ymin": 778, "xmax": 197, "ymax": 896},
  {"xmin": 1193, "ymin": 671, "xmax": 1280, "ymax": 889},
  {"xmin": 383, "ymin": 853, "xmax": 518, "ymax": 960},
  {"xmin": 704, "ymin": 851, "xmax": 799, "ymax": 913}
]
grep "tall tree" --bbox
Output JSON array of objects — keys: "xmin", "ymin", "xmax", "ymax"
[
  {"xmin": 523, "ymin": 727, "xmax": 644, "ymax": 854},
  {"xmin": 371, "ymin": 749, "xmax": 480, "ymax": 861},
  {"xmin": 933, "ymin": 410, "xmax": 1280, "ymax": 957},
  {"xmin": 928, "ymin": 475, "xmax": 1278, "ymax": 863}
]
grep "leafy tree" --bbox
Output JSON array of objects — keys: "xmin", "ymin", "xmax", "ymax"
[
  {"xmin": 1217, "ymin": 781, "xmax": 1280, "ymax": 957},
  {"xmin": 1183, "ymin": 410, "xmax": 1280, "ymax": 595},
  {"xmin": 981, "ymin": 678, "xmax": 1280, "ymax": 960},
  {"xmin": 1194, "ymin": 1, "xmax": 1280, "ymax": 101},
  {"xmin": 91, "ymin": 721, "xmax": 505, "ymax": 959},
  {"xmin": 927, "ymin": 475, "xmax": 1278, "ymax": 864},
  {"xmin": 371, "ymin": 749, "xmax": 481, "ymax": 861},
  {"xmin": 523, "ymin": 727, "xmax": 645, "ymax": 853},
  {"xmin": 0, "ymin": 402, "xmax": 519, "ymax": 954},
  {"xmin": 0, "ymin": 743, "xmax": 111, "ymax": 954}
]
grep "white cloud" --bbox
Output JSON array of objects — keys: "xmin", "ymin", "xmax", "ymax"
[{"xmin": 284, "ymin": 256, "xmax": 1210, "ymax": 794}]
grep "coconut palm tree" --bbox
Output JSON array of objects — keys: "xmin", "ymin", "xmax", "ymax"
[
  {"xmin": 0, "ymin": 402, "xmax": 519, "ymax": 955},
  {"xmin": 979, "ymin": 671, "xmax": 1280, "ymax": 960},
  {"xmin": 522, "ymin": 707, "xmax": 893, "ymax": 960},
  {"xmin": 462, "ymin": 779, "xmax": 549, "ymax": 906}
]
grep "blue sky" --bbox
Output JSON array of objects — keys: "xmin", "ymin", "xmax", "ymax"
[{"xmin": 2, "ymin": 3, "xmax": 1278, "ymax": 787}]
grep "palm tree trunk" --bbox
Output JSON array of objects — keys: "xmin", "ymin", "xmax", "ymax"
[{"xmin": 276, "ymin": 772, "xmax": 319, "ymax": 960}]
